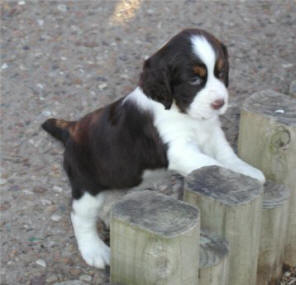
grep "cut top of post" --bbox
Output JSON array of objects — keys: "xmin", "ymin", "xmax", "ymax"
[
  {"xmin": 242, "ymin": 90, "xmax": 296, "ymax": 126},
  {"xmin": 263, "ymin": 180, "xmax": 290, "ymax": 209},
  {"xmin": 185, "ymin": 166, "xmax": 263, "ymax": 206},
  {"xmin": 111, "ymin": 190, "xmax": 199, "ymax": 238}
]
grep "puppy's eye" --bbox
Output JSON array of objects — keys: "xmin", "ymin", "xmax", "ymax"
[{"xmin": 190, "ymin": 76, "xmax": 202, "ymax": 85}]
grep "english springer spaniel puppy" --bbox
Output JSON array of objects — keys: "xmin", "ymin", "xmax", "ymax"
[{"xmin": 42, "ymin": 29, "xmax": 265, "ymax": 269}]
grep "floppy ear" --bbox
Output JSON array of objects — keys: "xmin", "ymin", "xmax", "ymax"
[
  {"xmin": 139, "ymin": 55, "xmax": 173, "ymax": 110},
  {"xmin": 221, "ymin": 43, "xmax": 229, "ymax": 87}
]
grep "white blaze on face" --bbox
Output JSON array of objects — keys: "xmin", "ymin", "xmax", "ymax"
[{"xmin": 188, "ymin": 35, "xmax": 228, "ymax": 120}]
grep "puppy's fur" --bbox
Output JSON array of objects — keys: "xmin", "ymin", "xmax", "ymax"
[{"xmin": 42, "ymin": 29, "xmax": 265, "ymax": 268}]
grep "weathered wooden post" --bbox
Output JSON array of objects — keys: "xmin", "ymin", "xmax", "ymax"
[
  {"xmin": 98, "ymin": 170, "xmax": 184, "ymax": 227},
  {"xmin": 237, "ymin": 90, "xmax": 296, "ymax": 266},
  {"xmin": 257, "ymin": 181, "xmax": 290, "ymax": 285},
  {"xmin": 110, "ymin": 190, "xmax": 200, "ymax": 285},
  {"xmin": 184, "ymin": 166, "xmax": 263, "ymax": 285},
  {"xmin": 199, "ymin": 230, "xmax": 229, "ymax": 285}
]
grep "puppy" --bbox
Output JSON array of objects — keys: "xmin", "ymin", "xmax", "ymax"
[{"xmin": 42, "ymin": 29, "xmax": 265, "ymax": 269}]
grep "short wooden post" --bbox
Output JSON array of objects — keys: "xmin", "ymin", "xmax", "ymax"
[
  {"xmin": 199, "ymin": 230, "xmax": 229, "ymax": 285},
  {"xmin": 110, "ymin": 190, "xmax": 200, "ymax": 285},
  {"xmin": 184, "ymin": 166, "xmax": 263, "ymax": 285},
  {"xmin": 257, "ymin": 181, "xmax": 290, "ymax": 285},
  {"xmin": 237, "ymin": 89, "xmax": 296, "ymax": 266},
  {"xmin": 98, "ymin": 170, "xmax": 184, "ymax": 227}
]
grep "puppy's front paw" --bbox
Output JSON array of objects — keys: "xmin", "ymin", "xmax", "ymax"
[
  {"xmin": 246, "ymin": 167, "xmax": 265, "ymax": 184},
  {"xmin": 236, "ymin": 164, "xmax": 265, "ymax": 184},
  {"xmin": 79, "ymin": 237, "xmax": 110, "ymax": 269}
]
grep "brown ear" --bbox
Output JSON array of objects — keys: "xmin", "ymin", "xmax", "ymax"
[{"xmin": 139, "ymin": 55, "xmax": 173, "ymax": 110}]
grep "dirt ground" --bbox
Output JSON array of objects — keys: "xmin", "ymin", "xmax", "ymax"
[{"xmin": 1, "ymin": 1, "xmax": 296, "ymax": 284}]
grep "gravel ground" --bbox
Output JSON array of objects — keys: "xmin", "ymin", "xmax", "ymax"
[{"xmin": 1, "ymin": 1, "xmax": 296, "ymax": 284}]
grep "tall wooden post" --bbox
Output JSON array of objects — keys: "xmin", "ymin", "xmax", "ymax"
[
  {"xmin": 238, "ymin": 89, "xmax": 296, "ymax": 266},
  {"xmin": 184, "ymin": 166, "xmax": 263, "ymax": 285}
]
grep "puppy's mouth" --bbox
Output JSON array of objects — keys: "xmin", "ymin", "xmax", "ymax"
[
  {"xmin": 190, "ymin": 111, "xmax": 214, "ymax": 121},
  {"xmin": 195, "ymin": 106, "xmax": 227, "ymax": 120}
]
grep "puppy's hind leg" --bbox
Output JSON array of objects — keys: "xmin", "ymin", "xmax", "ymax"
[{"xmin": 71, "ymin": 191, "xmax": 110, "ymax": 269}]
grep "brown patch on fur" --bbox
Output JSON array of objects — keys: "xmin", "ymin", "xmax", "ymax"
[
  {"xmin": 53, "ymin": 119, "xmax": 82, "ymax": 144},
  {"xmin": 68, "ymin": 123, "xmax": 80, "ymax": 142},
  {"xmin": 68, "ymin": 109, "xmax": 103, "ymax": 144},
  {"xmin": 89, "ymin": 109, "xmax": 103, "ymax": 126},
  {"xmin": 55, "ymin": 119, "xmax": 79, "ymax": 141},
  {"xmin": 193, "ymin": 65, "xmax": 207, "ymax": 78},
  {"xmin": 216, "ymin": 58, "xmax": 224, "ymax": 72},
  {"xmin": 55, "ymin": 119, "xmax": 72, "ymax": 129},
  {"xmin": 69, "ymin": 120, "xmax": 89, "ymax": 144}
]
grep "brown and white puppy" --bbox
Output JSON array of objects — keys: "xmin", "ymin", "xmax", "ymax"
[{"xmin": 42, "ymin": 29, "xmax": 265, "ymax": 269}]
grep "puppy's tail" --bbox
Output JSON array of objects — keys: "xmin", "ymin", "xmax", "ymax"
[{"xmin": 41, "ymin": 118, "xmax": 75, "ymax": 145}]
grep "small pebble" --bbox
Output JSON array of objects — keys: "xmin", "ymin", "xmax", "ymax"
[
  {"xmin": 18, "ymin": 0, "xmax": 25, "ymax": 5},
  {"xmin": 46, "ymin": 275, "xmax": 58, "ymax": 283},
  {"xmin": 22, "ymin": 190, "xmax": 33, "ymax": 195},
  {"xmin": 42, "ymin": 110, "xmax": 52, "ymax": 117},
  {"xmin": 41, "ymin": 199, "xmax": 52, "ymax": 206},
  {"xmin": 79, "ymin": 275, "xmax": 92, "ymax": 282},
  {"xmin": 57, "ymin": 4, "xmax": 67, "ymax": 12},
  {"xmin": 37, "ymin": 19, "xmax": 44, "ymax": 26},
  {"xmin": 36, "ymin": 259, "xmax": 46, "ymax": 267},
  {"xmin": 98, "ymin": 83, "xmax": 108, "ymax": 90},
  {"xmin": 69, "ymin": 268, "xmax": 81, "ymax": 276},
  {"xmin": 275, "ymin": 109, "xmax": 285, "ymax": 114},
  {"xmin": 28, "ymin": 236, "xmax": 40, "ymax": 243},
  {"xmin": 120, "ymin": 74, "xmax": 129, "ymax": 79},
  {"xmin": 53, "ymin": 185, "xmax": 63, "ymax": 192},
  {"xmin": 51, "ymin": 213, "xmax": 62, "ymax": 222},
  {"xmin": 33, "ymin": 186, "xmax": 47, "ymax": 194},
  {"xmin": 159, "ymin": 184, "xmax": 168, "ymax": 191},
  {"xmin": 0, "ymin": 178, "xmax": 7, "ymax": 185},
  {"xmin": 1, "ymin": 63, "xmax": 8, "ymax": 70},
  {"xmin": 282, "ymin": 63, "xmax": 293, "ymax": 69},
  {"xmin": 37, "ymin": 83, "xmax": 44, "ymax": 89}
]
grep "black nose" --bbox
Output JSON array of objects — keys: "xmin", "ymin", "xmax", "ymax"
[{"xmin": 211, "ymin": 99, "xmax": 225, "ymax": 110}]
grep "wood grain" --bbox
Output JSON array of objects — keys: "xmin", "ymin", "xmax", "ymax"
[
  {"xmin": 238, "ymin": 89, "xmax": 296, "ymax": 266},
  {"xmin": 199, "ymin": 230, "xmax": 229, "ymax": 285},
  {"xmin": 110, "ymin": 190, "xmax": 200, "ymax": 285},
  {"xmin": 184, "ymin": 166, "xmax": 263, "ymax": 285}
]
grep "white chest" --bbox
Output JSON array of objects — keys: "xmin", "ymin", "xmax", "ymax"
[{"xmin": 154, "ymin": 109, "xmax": 217, "ymax": 153}]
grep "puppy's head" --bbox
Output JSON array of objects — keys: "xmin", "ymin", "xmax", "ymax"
[{"xmin": 139, "ymin": 29, "xmax": 229, "ymax": 120}]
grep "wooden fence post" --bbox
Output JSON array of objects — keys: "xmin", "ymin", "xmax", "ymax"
[
  {"xmin": 257, "ymin": 181, "xmax": 290, "ymax": 285},
  {"xmin": 184, "ymin": 166, "xmax": 263, "ymax": 285},
  {"xmin": 110, "ymin": 190, "xmax": 200, "ymax": 285},
  {"xmin": 238, "ymin": 89, "xmax": 296, "ymax": 266},
  {"xmin": 199, "ymin": 230, "xmax": 229, "ymax": 285}
]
